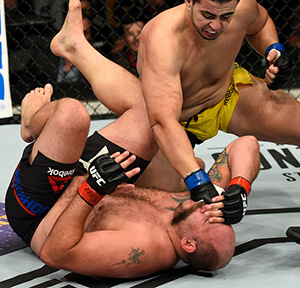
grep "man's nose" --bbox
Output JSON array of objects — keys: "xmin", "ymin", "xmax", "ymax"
[{"xmin": 209, "ymin": 20, "xmax": 222, "ymax": 30}]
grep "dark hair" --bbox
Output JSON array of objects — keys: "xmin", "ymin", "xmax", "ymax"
[{"xmin": 193, "ymin": 0, "xmax": 239, "ymax": 3}]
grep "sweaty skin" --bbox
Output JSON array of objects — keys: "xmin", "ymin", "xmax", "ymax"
[
  {"xmin": 138, "ymin": 1, "xmax": 263, "ymax": 119},
  {"xmin": 137, "ymin": 0, "xmax": 292, "ymax": 179}
]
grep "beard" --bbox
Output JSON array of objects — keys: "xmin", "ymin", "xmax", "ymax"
[{"xmin": 171, "ymin": 200, "xmax": 205, "ymax": 225}]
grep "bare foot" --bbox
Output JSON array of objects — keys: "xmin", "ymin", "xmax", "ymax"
[
  {"xmin": 21, "ymin": 84, "xmax": 53, "ymax": 142},
  {"xmin": 50, "ymin": 0, "xmax": 85, "ymax": 60}
]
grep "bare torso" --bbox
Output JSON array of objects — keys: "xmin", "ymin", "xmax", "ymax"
[
  {"xmin": 137, "ymin": 2, "xmax": 255, "ymax": 120},
  {"xmin": 85, "ymin": 185, "xmax": 189, "ymax": 232},
  {"xmin": 83, "ymin": 185, "xmax": 188, "ymax": 273}
]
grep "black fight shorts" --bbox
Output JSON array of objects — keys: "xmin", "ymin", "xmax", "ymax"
[
  {"xmin": 77, "ymin": 131, "xmax": 150, "ymax": 183},
  {"xmin": 5, "ymin": 143, "xmax": 78, "ymax": 246}
]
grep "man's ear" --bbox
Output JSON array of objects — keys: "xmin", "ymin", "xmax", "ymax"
[
  {"xmin": 185, "ymin": 0, "xmax": 193, "ymax": 10},
  {"xmin": 181, "ymin": 237, "xmax": 196, "ymax": 253}
]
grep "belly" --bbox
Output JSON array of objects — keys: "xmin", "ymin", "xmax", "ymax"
[
  {"xmin": 180, "ymin": 85, "xmax": 228, "ymax": 120},
  {"xmin": 180, "ymin": 65, "xmax": 233, "ymax": 120}
]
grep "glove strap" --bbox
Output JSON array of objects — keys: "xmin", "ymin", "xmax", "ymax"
[
  {"xmin": 228, "ymin": 177, "xmax": 251, "ymax": 196},
  {"xmin": 78, "ymin": 180, "xmax": 104, "ymax": 206},
  {"xmin": 184, "ymin": 168, "xmax": 211, "ymax": 191},
  {"xmin": 265, "ymin": 43, "xmax": 285, "ymax": 58}
]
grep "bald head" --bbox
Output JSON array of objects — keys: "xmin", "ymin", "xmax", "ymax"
[
  {"xmin": 186, "ymin": 223, "xmax": 235, "ymax": 270},
  {"xmin": 172, "ymin": 199, "xmax": 235, "ymax": 271}
]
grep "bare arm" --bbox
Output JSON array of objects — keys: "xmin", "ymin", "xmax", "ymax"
[
  {"xmin": 141, "ymin": 28, "xmax": 200, "ymax": 179},
  {"xmin": 205, "ymin": 136, "xmax": 260, "ymax": 223},
  {"xmin": 40, "ymin": 194, "xmax": 164, "ymax": 278},
  {"xmin": 208, "ymin": 136, "xmax": 260, "ymax": 189},
  {"xmin": 242, "ymin": 0, "xmax": 290, "ymax": 88},
  {"xmin": 244, "ymin": 1, "xmax": 279, "ymax": 56}
]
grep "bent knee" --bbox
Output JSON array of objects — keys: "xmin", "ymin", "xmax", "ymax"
[
  {"xmin": 239, "ymin": 135, "xmax": 259, "ymax": 153},
  {"xmin": 243, "ymin": 135, "xmax": 259, "ymax": 146},
  {"xmin": 57, "ymin": 98, "xmax": 90, "ymax": 129}
]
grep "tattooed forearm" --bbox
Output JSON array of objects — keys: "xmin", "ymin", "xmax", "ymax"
[{"xmin": 208, "ymin": 148, "xmax": 229, "ymax": 184}]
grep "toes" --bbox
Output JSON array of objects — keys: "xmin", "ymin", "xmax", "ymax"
[
  {"xmin": 44, "ymin": 83, "xmax": 53, "ymax": 96},
  {"xmin": 35, "ymin": 87, "xmax": 42, "ymax": 93}
]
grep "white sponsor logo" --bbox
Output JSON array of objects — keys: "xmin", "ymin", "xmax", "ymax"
[{"xmin": 47, "ymin": 167, "xmax": 75, "ymax": 178}]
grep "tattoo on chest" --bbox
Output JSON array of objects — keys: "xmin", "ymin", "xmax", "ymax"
[
  {"xmin": 112, "ymin": 247, "xmax": 145, "ymax": 267},
  {"xmin": 164, "ymin": 193, "xmax": 190, "ymax": 211}
]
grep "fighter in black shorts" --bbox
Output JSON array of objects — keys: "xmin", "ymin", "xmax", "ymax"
[
  {"xmin": 5, "ymin": 131, "xmax": 150, "ymax": 247},
  {"xmin": 5, "ymin": 77, "xmax": 157, "ymax": 254}
]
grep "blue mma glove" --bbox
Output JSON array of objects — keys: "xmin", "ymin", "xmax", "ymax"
[
  {"xmin": 184, "ymin": 168, "xmax": 219, "ymax": 204},
  {"xmin": 78, "ymin": 153, "xmax": 129, "ymax": 206},
  {"xmin": 265, "ymin": 43, "xmax": 293, "ymax": 90}
]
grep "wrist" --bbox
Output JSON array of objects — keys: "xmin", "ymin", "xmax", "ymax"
[
  {"xmin": 78, "ymin": 180, "xmax": 103, "ymax": 206},
  {"xmin": 228, "ymin": 177, "xmax": 251, "ymax": 196},
  {"xmin": 184, "ymin": 168, "xmax": 211, "ymax": 191},
  {"xmin": 265, "ymin": 43, "xmax": 285, "ymax": 58}
]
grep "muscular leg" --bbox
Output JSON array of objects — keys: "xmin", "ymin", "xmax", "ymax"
[
  {"xmin": 228, "ymin": 76, "xmax": 300, "ymax": 146},
  {"xmin": 23, "ymin": 86, "xmax": 90, "ymax": 254},
  {"xmin": 50, "ymin": 0, "xmax": 156, "ymax": 160}
]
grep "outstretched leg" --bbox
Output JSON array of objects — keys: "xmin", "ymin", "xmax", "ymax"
[
  {"xmin": 51, "ymin": 0, "xmax": 157, "ymax": 160},
  {"xmin": 50, "ymin": 0, "xmax": 142, "ymax": 115},
  {"xmin": 229, "ymin": 76, "xmax": 300, "ymax": 146}
]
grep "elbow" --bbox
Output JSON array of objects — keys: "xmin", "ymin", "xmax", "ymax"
[
  {"xmin": 149, "ymin": 113, "xmax": 178, "ymax": 133},
  {"xmin": 246, "ymin": 135, "xmax": 260, "ymax": 153},
  {"xmin": 239, "ymin": 135, "xmax": 260, "ymax": 153},
  {"xmin": 150, "ymin": 121, "xmax": 161, "ymax": 132},
  {"xmin": 150, "ymin": 119, "xmax": 170, "ymax": 137},
  {"xmin": 148, "ymin": 113, "xmax": 163, "ymax": 132},
  {"xmin": 39, "ymin": 245, "xmax": 63, "ymax": 269}
]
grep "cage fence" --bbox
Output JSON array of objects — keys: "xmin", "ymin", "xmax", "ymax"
[{"xmin": 3, "ymin": 0, "xmax": 300, "ymax": 124}]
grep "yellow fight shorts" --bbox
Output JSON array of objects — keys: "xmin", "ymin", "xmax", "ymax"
[{"xmin": 180, "ymin": 63, "xmax": 253, "ymax": 146}]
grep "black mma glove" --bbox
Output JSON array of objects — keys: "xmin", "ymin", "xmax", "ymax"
[
  {"xmin": 184, "ymin": 168, "xmax": 219, "ymax": 204},
  {"xmin": 78, "ymin": 153, "xmax": 129, "ymax": 206},
  {"xmin": 221, "ymin": 177, "xmax": 251, "ymax": 225},
  {"xmin": 265, "ymin": 43, "xmax": 293, "ymax": 90}
]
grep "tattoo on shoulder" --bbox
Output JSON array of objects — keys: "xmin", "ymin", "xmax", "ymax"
[
  {"xmin": 164, "ymin": 193, "xmax": 190, "ymax": 211},
  {"xmin": 112, "ymin": 247, "xmax": 145, "ymax": 267},
  {"xmin": 208, "ymin": 149, "xmax": 229, "ymax": 183}
]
